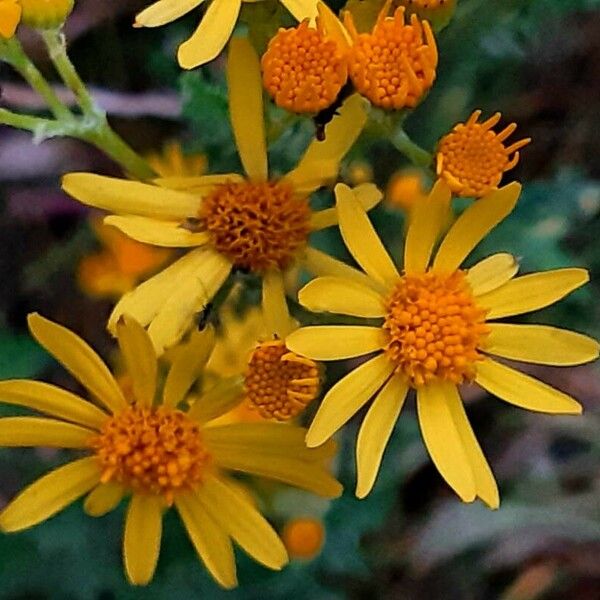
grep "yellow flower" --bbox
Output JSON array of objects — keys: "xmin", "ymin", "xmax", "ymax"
[
  {"xmin": 145, "ymin": 141, "xmax": 207, "ymax": 178},
  {"xmin": 397, "ymin": 0, "xmax": 456, "ymax": 29},
  {"xmin": 0, "ymin": 0, "xmax": 21, "ymax": 38},
  {"xmin": 437, "ymin": 110, "xmax": 531, "ymax": 198},
  {"xmin": 0, "ymin": 313, "xmax": 341, "ymax": 587},
  {"xmin": 77, "ymin": 218, "xmax": 173, "ymax": 299},
  {"xmin": 134, "ymin": 0, "xmax": 319, "ymax": 70},
  {"xmin": 286, "ymin": 180, "xmax": 598, "ymax": 505},
  {"xmin": 385, "ymin": 168, "xmax": 429, "ymax": 212},
  {"xmin": 62, "ymin": 37, "xmax": 378, "ymax": 354},
  {"xmin": 281, "ymin": 516, "xmax": 325, "ymax": 560}
]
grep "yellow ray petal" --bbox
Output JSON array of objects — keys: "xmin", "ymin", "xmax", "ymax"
[
  {"xmin": 124, "ymin": 495, "xmax": 163, "ymax": 586},
  {"xmin": 84, "ymin": 482, "xmax": 125, "ymax": 517},
  {"xmin": 477, "ymin": 268, "xmax": 589, "ymax": 319},
  {"xmin": 226, "ymin": 36, "xmax": 268, "ymax": 181},
  {"xmin": 475, "ymin": 358, "xmax": 583, "ymax": 414},
  {"xmin": 433, "ymin": 183, "xmax": 522, "ymax": 272},
  {"xmin": 467, "ymin": 253, "xmax": 519, "ymax": 296},
  {"xmin": 104, "ymin": 215, "xmax": 210, "ymax": 248},
  {"xmin": 484, "ymin": 324, "xmax": 599, "ymax": 366},
  {"xmin": 356, "ymin": 375, "xmax": 408, "ymax": 498},
  {"xmin": 153, "ymin": 173, "xmax": 243, "ymax": 191},
  {"xmin": 0, "ymin": 380, "xmax": 107, "ymax": 430},
  {"xmin": 416, "ymin": 384, "xmax": 477, "ymax": 503},
  {"xmin": 404, "ymin": 179, "xmax": 452, "ymax": 274},
  {"xmin": 284, "ymin": 94, "xmax": 367, "ymax": 195},
  {"xmin": 147, "ymin": 248, "xmax": 232, "ymax": 353},
  {"xmin": 135, "ymin": 0, "xmax": 205, "ymax": 27},
  {"xmin": 27, "ymin": 313, "xmax": 127, "ymax": 414},
  {"xmin": 262, "ymin": 270, "xmax": 293, "ymax": 338},
  {"xmin": 178, "ymin": 0, "xmax": 242, "ymax": 69},
  {"xmin": 175, "ymin": 491, "xmax": 237, "ymax": 589},
  {"xmin": 62, "ymin": 173, "xmax": 201, "ymax": 219},
  {"xmin": 286, "ymin": 326, "xmax": 388, "ymax": 360},
  {"xmin": 116, "ymin": 315, "xmax": 157, "ymax": 406},
  {"xmin": 0, "ymin": 417, "xmax": 94, "ymax": 448},
  {"xmin": 336, "ymin": 183, "xmax": 399, "ymax": 285},
  {"xmin": 187, "ymin": 376, "xmax": 244, "ymax": 423},
  {"xmin": 311, "ymin": 183, "xmax": 382, "ymax": 230},
  {"xmin": 0, "ymin": 457, "xmax": 101, "ymax": 532},
  {"xmin": 163, "ymin": 327, "xmax": 216, "ymax": 408},
  {"xmin": 297, "ymin": 276, "xmax": 386, "ymax": 318},
  {"xmin": 306, "ymin": 353, "xmax": 394, "ymax": 447},
  {"xmin": 280, "ymin": 0, "xmax": 319, "ymax": 21},
  {"xmin": 443, "ymin": 384, "xmax": 499, "ymax": 509},
  {"xmin": 317, "ymin": 0, "xmax": 351, "ymax": 47},
  {"xmin": 197, "ymin": 475, "xmax": 288, "ymax": 570}
]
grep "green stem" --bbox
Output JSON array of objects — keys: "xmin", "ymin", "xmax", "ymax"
[
  {"xmin": 0, "ymin": 108, "xmax": 64, "ymax": 137},
  {"xmin": 391, "ymin": 127, "xmax": 432, "ymax": 168},
  {"xmin": 0, "ymin": 38, "xmax": 72, "ymax": 120}
]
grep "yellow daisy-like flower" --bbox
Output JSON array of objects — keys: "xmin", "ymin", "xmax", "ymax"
[
  {"xmin": 0, "ymin": 313, "xmax": 341, "ymax": 587},
  {"xmin": 286, "ymin": 180, "xmax": 599, "ymax": 504},
  {"xmin": 62, "ymin": 37, "xmax": 377, "ymax": 354},
  {"xmin": 0, "ymin": 0, "xmax": 21, "ymax": 38},
  {"xmin": 436, "ymin": 110, "xmax": 531, "ymax": 198},
  {"xmin": 385, "ymin": 167, "xmax": 429, "ymax": 212},
  {"xmin": 134, "ymin": 0, "xmax": 319, "ymax": 70},
  {"xmin": 145, "ymin": 141, "xmax": 208, "ymax": 179}
]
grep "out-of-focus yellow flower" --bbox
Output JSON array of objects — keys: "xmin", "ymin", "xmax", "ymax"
[
  {"xmin": 77, "ymin": 219, "xmax": 172, "ymax": 299},
  {"xmin": 287, "ymin": 181, "xmax": 598, "ymax": 503},
  {"xmin": 63, "ymin": 37, "xmax": 378, "ymax": 354},
  {"xmin": 0, "ymin": 314, "xmax": 342, "ymax": 587},
  {"xmin": 386, "ymin": 168, "xmax": 429, "ymax": 212},
  {"xmin": 0, "ymin": 0, "xmax": 21, "ymax": 38},
  {"xmin": 346, "ymin": 160, "xmax": 373, "ymax": 186},
  {"xmin": 19, "ymin": 0, "xmax": 73, "ymax": 28},
  {"xmin": 146, "ymin": 141, "xmax": 207, "ymax": 179},
  {"xmin": 134, "ymin": 0, "xmax": 319, "ymax": 70},
  {"xmin": 397, "ymin": 0, "xmax": 457, "ymax": 30},
  {"xmin": 282, "ymin": 516, "xmax": 325, "ymax": 560},
  {"xmin": 437, "ymin": 110, "xmax": 531, "ymax": 198}
]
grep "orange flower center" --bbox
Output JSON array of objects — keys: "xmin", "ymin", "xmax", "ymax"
[
  {"xmin": 345, "ymin": 5, "xmax": 437, "ymax": 109},
  {"xmin": 383, "ymin": 271, "xmax": 489, "ymax": 386},
  {"xmin": 261, "ymin": 19, "xmax": 348, "ymax": 114},
  {"xmin": 90, "ymin": 405, "xmax": 210, "ymax": 504},
  {"xmin": 244, "ymin": 340, "xmax": 321, "ymax": 421},
  {"xmin": 282, "ymin": 517, "xmax": 325, "ymax": 560},
  {"xmin": 199, "ymin": 180, "xmax": 311, "ymax": 272},
  {"xmin": 436, "ymin": 110, "xmax": 531, "ymax": 198}
]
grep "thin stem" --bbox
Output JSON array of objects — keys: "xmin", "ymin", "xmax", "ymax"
[
  {"xmin": 391, "ymin": 127, "xmax": 432, "ymax": 168},
  {"xmin": 1, "ymin": 38, "xmax": 72, "ymax": 120}
]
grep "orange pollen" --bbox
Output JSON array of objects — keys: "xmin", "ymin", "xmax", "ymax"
[
  {"xmin": 344, "ymin": 2, "xmax": 438, "ymax": 110},
  {"xmin": 261, "ymin": 19, "xmax": 348, "ymax": 114},
  {"xmin": 90, "ymin": 405, "xmax": 210, "ymax": 504},
  {"xmin": 199, "ymin": 180, "xmax": 311, "ymax": 273},
  {"xmin": 282, "ymin": 517, "xmax": 325, "ymax": 560},
  {"xmin": 436, "ymin": 110, "xmax": 531, "ymax": 198},
  {"xmin": 244, "ymin": 340, "xmax": 321, "ymax": 421},
  {"xmin": 383, "ymin": 270, "xmax": 489, "ymax": 387}
]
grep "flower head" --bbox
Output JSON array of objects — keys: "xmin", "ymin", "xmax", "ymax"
[
  {"xmin": 145, "ymin": 141, "xmax": 207, "ymax": 179},
  {"xmin": 436, "ymin": 110, "xmax": 531, "ymax": 198},
  {"xmin": 286, "ymin": 180, "xmax": 598, "ymax": 504},
  {"xmin": 386, "ymin": 168, "xmax": 428, "ymax": 211},
  {"xmin": 19, "ymin": 0, "xmax": 73, "ymax": 28},
  {"xmin": 62, "ymin": 37, "xmax": 378, "ymax": 354},
  {"xmin": 0, "ymin": 0, "xmax": 21, "ymax": 38},
  {"xmin": 397, "ymin": 0, "xmax": 457, "ymax": 29},
  {"xmin": 0, "ymin": 313, "xmax": 341, "ymax": 587},
  {"xmin": 282, "ymin": 516, "xmax": 325, "ymax": 560}
]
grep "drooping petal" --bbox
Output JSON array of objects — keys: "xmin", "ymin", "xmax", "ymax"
[
  {"xmin": 433, "ymin": 183, "xmax": 521, "ymax": 272},
  {"xmin": 262, "ymin": 270, "xmax": 293, "ymax": 338},
  {"xmin": 0, "ymin": 380, "xmax": 107, "ymax": 430},
  {"xmin": 477, "ymin": 268, "xmax": 589, "ymax": 319},
  {"xmin": 443, "ymin": 384, "xmax": 499, "ymax": 509},
  {"xmin": 27, "ymin": 313, "xmax": 127, "ymax": 414},
  {"xmin": 135, "ymin": 0, "xmax": 205, "ymax": 27},
  {"xmin": 175, "ymin": 491, "xmax": 237, "ymax": 589},
  {"xmin": 116, "ymin": 315, "xmax": 157, "ymax": 407},
  {"xmin": 356, "ymin": 375, "xmax": 408, "ymax": 498},
  {"xmin": 196, "ymin": 475, "xmax": 288, "ymax": 570},
  {"xmin": 226, "ymin": 36, "xmax": 268, "ymax": 181},
  {"xmin": 104, "ymin": 215, "xmax": 210, "ymax": 248},
  {"xmin": 62, "ymin": 173, "xmax": 201, "ymax": 219},
  {"xmin": 467, "ymin": 253, "xmax": 519, "ymax": 296},
  {"xmin": 475, "ymin": 358, "xmax": 583, "ymax": 414},
  {"xmin": 404, "ymin": 179, "xmax": 452, "ymax": 274},
  {"xmin": 484, "ymin": 324, "xmax": 599, "ymax": 366},
  {"xmin": 416, "ymin": 384, "xmax": 477, "ymax": 503},
  {"xmin": 0, "ymin": 417, "xmax": 94, "ymax": 448},
  {"xmin": 336, "ymin": 183, "xmax": 399, "ymax": 285},
  {"xmin": 84, "ymin": 482, "xmax": 125, "ymax": 517},
  {"xmin": 187, "ymin": 376, "xmax": 244, "ymax": 423},
  {"xmin": 306, "ymin": 353, "xmax": 394, "ymax": 447},
  {"xmin": 0, "ymin": 457, "xmax": 101, "ymax": 532},
  {"xmin": 162, "ymin": 327, "xmax": 216, "ymax": 407},
  {"xmin": 177, "ymin": 0, "xmax": 242, "ymax": 69},
  {"xmin": 123, "ymin": 495, "xmax": 163, "ymax": 586},
  {"xmin": 286, "ymin": 326, "xmax": 388, "ymax": 360},
  {"xmin": 297, "ymin": 276, "xmax": 386, "ymax": 318},
  {"xmin": 279, "ymin": 0, "xmax": 319, "ymax": 22}
]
